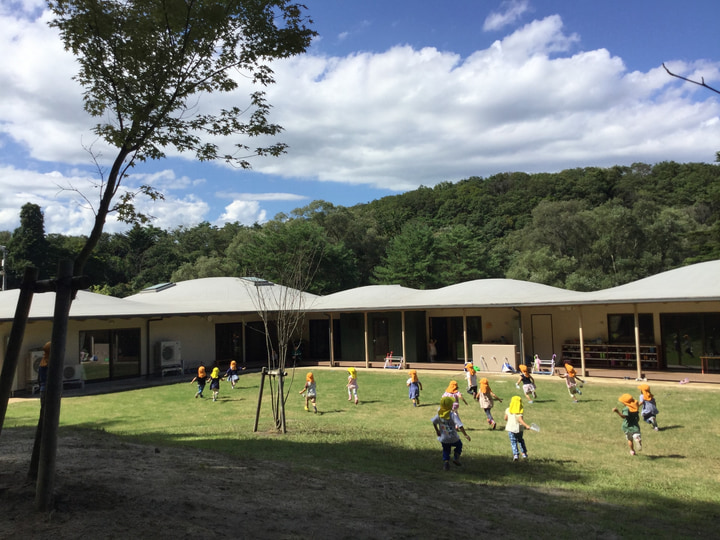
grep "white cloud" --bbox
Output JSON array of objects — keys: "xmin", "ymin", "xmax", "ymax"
[
  {"xmin": 216, "ymin": 192, "xmax": 308, "ymax": 202},
  {"xmin": 1, "ymin": 7, "xmax": 719, "ymax": 236},
  {"xmin": 217, "ymin": 200, "xmax": 267, "ymax": 226},
  {"xmin": 483, "ymin": 0, "xmax": 531, "ymax": 32}
]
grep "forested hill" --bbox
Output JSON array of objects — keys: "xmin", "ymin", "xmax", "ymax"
[{"xmin": 3, "ymin": 161, "xmax": 719, "ymax": 296}]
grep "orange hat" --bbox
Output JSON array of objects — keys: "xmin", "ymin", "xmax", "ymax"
[
  {"xmin": 306, "ymin": 372, "xmax": 314, "ymax": 382},
  {"xmin": 637, "ymin": 383, "xmax": 653, "ymax": 401},
  {"xmin": 565, "ymin": 363, "xmax": 577, "ymax": 377},
  {"xmin": 230, "ymin": 360, "xmax": 237, "ymax": 370},
  {"xmin": 465, "ymin": 362, "xmax": 476, "ymax": 376},
  {"xmin": 518, "ymin": 364, "xmax": 529, "ymax": 375},
  {"xmin": 479, "ymin": 378, "xmax": 490, "ymax": 394},
  {"xmin": 618, "ymin": 393, "xmax": 639, "ymax": 413},
  {"xmin": 198, "ymin": 365, "xmax": 206, "ymax": 378},
  {"xmin": 445, "ymin": 380, "xmax": 459, "ymax": 394},
  {"xmin": 408, "ymin": 369, "xmax": 418, "ymax": 383}
]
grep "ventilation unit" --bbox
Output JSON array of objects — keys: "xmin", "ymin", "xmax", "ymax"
[
  {"xmin": 158, "ymin": 341, "xmax": 182, "ymax": 367},
  {"xmin": 28, "ymin": 350, "xmax": 44, "ymax": 381},
  {"xmin": 63, "ymin": 364, "xmax": 83, "ymax": 381}
]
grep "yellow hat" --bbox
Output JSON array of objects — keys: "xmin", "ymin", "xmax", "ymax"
[
  {"xmin": 347, "ymin": 367, "xmax": 357, "ymax": 379},
  {"xmin": 438, "ymin": 396, "xmax": 454, "ymax": 420},
  {"xmin": 509, "ymin": 395, "xmax": 523, "ymax": 415},
  {"xmin": 211, "ymin": 367, "xmax": 220, "ymax": 378}
]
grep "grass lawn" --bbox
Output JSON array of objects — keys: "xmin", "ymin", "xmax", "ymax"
[{"xmin": 5, "ymin": 367, "xmax": 720, "ymax": 537}]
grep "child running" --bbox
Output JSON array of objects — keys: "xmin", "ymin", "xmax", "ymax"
[
  {"xmin": 443, "ymin": 380, "xmax": 470, "ymax": 425},
  {"xmin": 209, "ymin": 366, "xmax": 221, "ymax": 401},
  {"xmin": 431, "ymin": 396, "xmax": 471, "ymax": 471},
  {"xmin": 190, "ymin": 365, "xmax": 207, "ymax": 398},
  {"xmin": 465, "ymin": 362, "xmax": 478, "ymax": 397},
  {"xmin": 406, "ymin": 369, "xmax": 423, "ymax": 407},
  {"xmin": 637, "ymin": 384, "xmax": 660, "ymax": 431},
  {"xmin": 347, "ymin": 367, "xmax": 359, "ymax": 404},
  {"xmin": 504, "ymin": 395, "xmax": 532, "ymax": 461},
  {"xmin": 225, "ymin": 360, "xmax": 245, "ymax": 390},
  {"xmin": 477, "ymin": 377, "xmax": 503, "ymax": 429},
  {"xmin": 299, "ymin": 372, "xmax": 318, "ymax": 413},
  {"xmin": 558, "ymin": 363, "xmax": 585, "ymax": 402},
  {"xmin": 516, "ymin": 364, "xmax": 537, "ymax": 403},
  {"xmin": 612, "ymin": 394, "xmax": 642, "ymax": 456}
]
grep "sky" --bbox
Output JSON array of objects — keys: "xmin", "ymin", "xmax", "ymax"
[{"xmin": 1, "ymin": 0, "xmax": 719, "ymax": 236}]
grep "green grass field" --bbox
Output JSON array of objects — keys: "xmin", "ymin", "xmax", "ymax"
[{"xmin": 5, "ymin": 368, "xmax": 720, "ymax": 537}]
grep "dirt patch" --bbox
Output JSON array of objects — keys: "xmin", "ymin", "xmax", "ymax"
[{"xmin": 0, "ymin": 427, "xmax": 521, "ymax": 539}]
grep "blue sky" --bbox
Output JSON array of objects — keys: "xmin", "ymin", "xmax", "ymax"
[{"xmin": 1, "ymin": 0, "xmax": 719, "ymax": 235}]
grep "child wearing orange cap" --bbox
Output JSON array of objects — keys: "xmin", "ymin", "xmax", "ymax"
[
  {"xmin": 504, "ymin": 395, "xmax": 532, "ymax": 461},
  {"xmin": 224, "ymin": 360, "xmax": 245, "ymax": 390},
  {"xmin": 38, "ymin": 341, "xmax": 51, "ymax": 394},
  {"xmin": 443, "ymin": 380, "xmax": 470, "ymax": 426},
  {"xmin": 612, "ymin": 394, "xmax": 642, "ymax": 455},
  {"xmin": 347, "ymin": 367, "xmax": 359, "ymax": 405},
  {"xmin": 299, "ymin": 372, "xmax": 318, "ymax": 413},
  {"xmin": 477, "ymin": 377, "xmax": 503, "ymax": 429},
  {"xmin": 558, "ymin": 363, "xmax": 585, "ymax": 402},
  {"xmin": 190, "ymin": 365, "xmax": 207, "ymax": 398},
  {"xmin": 465, "ymin": 362, "xmax": 478, "ymax": 397},
  {"xmin": 406, "ymin": 369, "xmax": 423, "ymax": 407},
  {"xmin": 637, "ymin": 384, "xmax": 659, "ymax": 431},
  {"xmin": 515, "ymin": 364, "xmax": 537, "ymax": 403},
  {"xmin": 431, "ymin": 396, "xmax": 471, "ymax": 470}
]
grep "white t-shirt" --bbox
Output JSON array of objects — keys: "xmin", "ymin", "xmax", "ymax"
[
  {"xmin": 505, "ymin": 410, "xmax": 524, "ymax": 434},
  {"xmin": 432, "ymin": 411, "xmax": 463, "ymax": 443}
]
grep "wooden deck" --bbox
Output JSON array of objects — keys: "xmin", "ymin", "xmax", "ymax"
[{"xmin": 303, "ymin": 360, "xmax": 720, "ymax": 385}]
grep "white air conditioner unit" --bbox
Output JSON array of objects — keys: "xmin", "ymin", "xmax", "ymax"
[
  {"xmin": 159, "ymin": 341, "xmax": 182, "ymax": 367},
  {"xmin": 28, "ymin": 350, "xmax": 44, "ymax": 381},
  {"xmin": 63, "ymin": 364, "xmax": 83, "ymax": 381}
]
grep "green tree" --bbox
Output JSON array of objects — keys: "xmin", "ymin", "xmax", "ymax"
[
  {"xmin": 47, "ymin": 0, "xmax": 316, "ymax": 275},
  {"xmin": 373, "ymin": 221, "xmax": 437, "ymax": 289},
  {"xmin": 7, "ymin": 203, "xmax": 50, "ymax": 285}
]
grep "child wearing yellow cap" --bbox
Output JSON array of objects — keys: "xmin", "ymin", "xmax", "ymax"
[
  {"xmin": 477, "ymin": 377, "xmax": 503, "ymax": 429},
  {"xmin": 558, "ymin": 363, "xmax": 585, "ymax": 402},
  {"xmin": 299, "ymin": 372, "xmax": 318, "ymax": 413},
  {"xmin": 515, "ymin": 364, "xmax": 537, "ymax": 403},
  {"xmin": 465, "ymin": 362, "xmax": 478, "ymax": 397},
  {"xmin": 612, "ymin": 394, "xmax": 642, "ymax": 455},
  {"xmin": 637, "ymin": 384, "xmax": 659, "ymax": 431},
  {"xmin": 431, "ymin": 396, "xmax": 471, "ymax": 471},
  {"xmin": 406, "ymin": 369, "xmax": 423, "ymax": 407},
  {"xmin": 347, "ymin": 367, "xmax": 359, "ymax": 405},
  {"xmin": 190, "ymin": 365, "xmax": 207, "ymax": 398},
  {"xmin": 209, "ymin": 367, "xmax": 222, "ymax": 401},
  {"xmin": 504, "ymin": 396, "xmax": 532, "ymax": 461}
]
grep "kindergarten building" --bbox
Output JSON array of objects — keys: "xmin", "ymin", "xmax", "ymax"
[{"xmin": 1, "ymin": 260, "xmax": 719, "ymax": 394}]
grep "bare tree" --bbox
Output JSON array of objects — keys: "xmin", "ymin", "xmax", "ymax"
[{"xmin": 251, "ymin": 245, "xmax": 320, "ymax": 433}]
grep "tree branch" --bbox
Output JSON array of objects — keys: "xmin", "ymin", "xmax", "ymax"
[{"xmin": 663, "ymin": 63, "xmax": 720, "ymax": 95}]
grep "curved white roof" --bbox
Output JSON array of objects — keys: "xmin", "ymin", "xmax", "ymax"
[
  {"xmin": 582, "ymin": 260, "xmax": 720, "ymax": 304},
  {"xmin": 124, "ymin": 277, "xmax": 319, "ymax": 314},
  {"xmin": 1, "ymin": 261, "xmax": 719, "ymax": 321}
]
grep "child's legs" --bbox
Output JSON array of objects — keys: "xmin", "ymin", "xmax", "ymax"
[
  {"xmin": 452, "ymin": 440, "xmax": 463, "ymax": 460},
  {"xmin": 441, "ymin": 442, "xmax": 452, "ymax": 462},
  {"xmin": 483, "ymin": 408, "xmax": 494, "ymax": 421},
  {"xmin": 517, "ymin": 432, "xmax": 527, "ymax": 454},
  {"xmin": 348, "ymin": 387, "xmax": 357, "ymax": 399},
  {"xmin": 508, "ymin": 432, "xmax": 520, "ymax": 456}
]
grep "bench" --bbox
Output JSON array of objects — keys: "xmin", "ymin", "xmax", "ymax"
[
  {"xmin": 532, "ymin": 353, "xmax": 556, "ymax": 375},
  {"xmin": 383, "ymin": 354, "xmax": 405, "ymax": 369}
]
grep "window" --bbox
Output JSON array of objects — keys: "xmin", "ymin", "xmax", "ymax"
[
  {"xmin": 607, "ymin": 314, "xmax": 653, "ymax": 345},
  {"xmin": 79, "ymin": 328, "xmax": 141, "ymax": 381}
]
